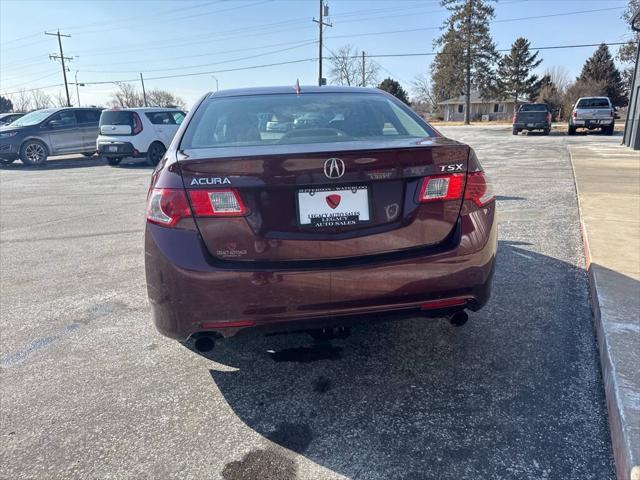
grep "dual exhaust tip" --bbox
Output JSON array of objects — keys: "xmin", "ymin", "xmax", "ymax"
[{"xmin": 191, "ymin": 310, "xmax": 469, "ymax": 353}]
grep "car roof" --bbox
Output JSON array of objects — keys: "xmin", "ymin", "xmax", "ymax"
[
  {"xmin": 577, "ymin": 96, "xmax": 610, "ymax": 100},
  {"xmin": 208, "ymin": 85, "xmax": 381, "ymax": 99},
  {"xmin": 104, "ymin": 107, "xmax": 183, "ymax": 111}
]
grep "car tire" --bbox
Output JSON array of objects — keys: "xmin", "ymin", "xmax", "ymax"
[
  {"xmin": 543, "ymin": 128, "xmax": 550, "ymax": 135},
  {"xmin": 146, "ymin": 142, "xmax": 166, "ymax": 167},
  {"xmin": 568, "ymin": 125, "xmax": 576, "ymax": 136},
  {"xmin": 19, "ymin": 140, "xmax": 48, "ymax": 166},
  {"xmin": 82, "ymin": 152, "xmax": 95, "ymax": 157},
  {"xmin": 107, "ymin": 157, "xmax": 122, "ymax": 166},
  {"xmin": 512, "ymin": 127, "xmax": 518, "ymax": 135},
  {"xmin": 604, "ymin": 125, "xmax": 614, "ymax": 136}
]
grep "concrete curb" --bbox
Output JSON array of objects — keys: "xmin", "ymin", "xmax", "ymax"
[{"xmin": 568, "ymin": 146, "xmax": 640, "ymax": 480}]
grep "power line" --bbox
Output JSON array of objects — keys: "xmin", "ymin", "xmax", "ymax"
[
  {"xmin": 80, "ymin": 41, "xmax": 317, "ymax": 74},
  {"xmin": 1, "ymin": 41, "xmax": 626, "ymax": 96}
]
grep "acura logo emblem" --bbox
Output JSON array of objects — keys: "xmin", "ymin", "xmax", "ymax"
[{"xmin": 324, "ymin": 158, "xmax": 345, "ymax": 179}]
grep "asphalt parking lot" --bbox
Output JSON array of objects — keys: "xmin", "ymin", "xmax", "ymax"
[{"xmin": 0, "ymin": 126, "xmax": 622, "ymax": 479}]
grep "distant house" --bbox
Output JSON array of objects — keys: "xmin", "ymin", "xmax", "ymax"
[{"xmin": 438, "ymin": 91, "xmax": 526, "ymax": 121}]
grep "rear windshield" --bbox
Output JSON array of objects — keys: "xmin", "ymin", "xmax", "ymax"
[
  {"xmin": 99, "ymin": 111, "xmax": 133, "ymax": 126},
  {"xmin": 181, "ymin": 92, "xmax": 432, "ymax": 149},
  {"xmin": 519, "ymin": 104, "xmax": 548, "ymax": 112},
  {"xmin": 577, "ymin": 98, "xmax": 610, "ymax": 109}
]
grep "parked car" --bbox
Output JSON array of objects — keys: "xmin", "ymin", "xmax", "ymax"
[
  {"xmin": 0, "ymin": 112, "xmax": 25, "ymax": 126},
  {"xmin": 97, "ymin": 107, "xmax": 186, "ymax": 166},
  {"xmin": 144, "ymin": 86, "xmax": 497, "ymax": 348},
  {"xmin": 512, "ymin": 103, "xmax": 552, "ymax": 135},
  {"xmin": 0, "ymin": 107, "xmax": 101, "ymax": 165},
  {"xmin": 568, "ymin": 97, "xmax": 615, "ymax": 135}
]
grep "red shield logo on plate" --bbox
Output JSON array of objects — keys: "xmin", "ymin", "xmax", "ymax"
[{"xmin": 326, "ymin": 194, "xmax": 341, "ymax": 209}]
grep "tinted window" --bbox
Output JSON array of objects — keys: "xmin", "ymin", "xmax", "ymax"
[
  {"xmin": 77, "ymin": 109, "xmax": 101, "ymax": 124},
  {"xmin": 181, "ymin": 93, "xmax": 431, "ymax": 149},
  {"xmin": 100, "ymin": 111, "xmax": 133, "ymax": 126},
  {"xmin": 145, "ymin": 112, "xmax": 176, "ymax": 125},
  {"xmin": 47, "ymin": 110, "xmax": 76, "ymax": 127},
  {"xmin": 577, "ymin": 98, "xmax": 610, "ymax": 109},
  {"xmin": 10, "ymin": 109, "xmax": 57, "ymax": 127},
  {"xmin": 172, "ymin": 111, "xmax": 186, "ymax": 125},
  {"xmin": 519, "ymin": 104, "xmax": 548, "ymax": 112}
]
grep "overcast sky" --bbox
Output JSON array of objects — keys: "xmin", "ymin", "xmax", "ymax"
[{"xmin": 0, "ymin": 0, "xmax": 632, "ymax": 109}]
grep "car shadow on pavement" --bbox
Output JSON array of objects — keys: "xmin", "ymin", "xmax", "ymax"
[
  {"xmin": 187, "ymin": 241, "xmax": 615, "ymax": 480},
  {"xmin": 0, "ymin": 156, "xmax": 154, "ymax": 170}
]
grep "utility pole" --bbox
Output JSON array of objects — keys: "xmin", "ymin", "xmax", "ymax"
[
  {"xmin": 140, "ymin": 73, "xmax": 148, "ymax": 106},
  {"xmin": 313, "ymin": 1, "xmax": 332, "ymax": 86},
  {"xmin": 74, "ymin": 71, "xmax": 84, "ymax": 107},
  {"xmin": 45, "ymin": 30, "xmax": 72, "ymax": 107},
  {"xmin": 362, "ymin": 51, "xmax": 366, "ymax": 86}
]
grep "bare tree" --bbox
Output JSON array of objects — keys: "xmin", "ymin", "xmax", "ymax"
[
  {"xmin": 108, "ymin": 82, "xmax": 143, "ymax": 108},
  {"xmin": 329, "ymin": 45, "xmax": 379, "ymax": 87},
  {"xmin": 544, "ymin": 66, "xmax": 571, "ymax": 93},
  {"xmin": 147, "ymin": 89, "xmax": 186, "ymax": 109},
  {"xmin": 31, "ymin": 89, "xmax": 52, "ymax": 110},
  {"xmin": 10, "ymin": 89, "xmax": 32, "ymax": 112},
  {"xmin": 53, "ymin": 90, "xmax": 68, "ymax": 107},
  {"xmin": 411, "ymin": 73, "xmax": 437, "ymax": 112}
]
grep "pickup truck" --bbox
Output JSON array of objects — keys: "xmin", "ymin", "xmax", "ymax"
[
  {"xmin": 568, "ymin": 97, "xmax": 615, "ymax": 135},
  {"xmin": 512, "ymin": 103, "xmax": 552, "ymax": 135}
]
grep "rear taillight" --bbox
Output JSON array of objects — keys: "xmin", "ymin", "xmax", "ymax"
[
  {"xmin": 464, "ymin": 171, "xmax": 494, "ymax": 207},
  {"xmin": 610, "ymin": 109, "xmax": 614, "ymax": 118},
  {"xmin": 572, "ymin": 111, "xmax": 577, "ymax": 119},
  {"xmin": 146, "ymin": 188, "xmax": 191, "ymax": 227},
  {"xmin": 188, "ymin": 189, "xmax": 246, "ymax": 217},
  {"xmin": 419, "ymin": 173, "xmax": 465, "ymax": 202},
  {"xmin": 132, "ymin": 112, "xmax": 143, "ymax": 135},
  {"xmin": 512, "ymin": 113, "xmax": 517, "ymax": 123}
]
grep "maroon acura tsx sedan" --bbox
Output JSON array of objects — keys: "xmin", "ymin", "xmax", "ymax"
[{"xmin": 145, "ymin": 86, "xmax": 496, "ymax": 344}]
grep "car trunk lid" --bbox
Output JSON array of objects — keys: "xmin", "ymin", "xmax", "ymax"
[{"xmin": 179, "ymin": 138, "xmax": 469, "ymax": 263}]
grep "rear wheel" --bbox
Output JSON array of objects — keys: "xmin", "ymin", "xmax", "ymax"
[
  {"xmin": 512, "ymin": 127, "xmax": 518, "ymax": 135},
  {"xmin": 82, "ymin": 152, "xmax": 95, "ymax": 157},
  {"xmin": 604, "ymin": 125, "xmax": 614, "ymax": 136},
  {"xmin": 146, "ymin": 142, "xmax": 166, "ymax": 167},
  {"xmin": 568, "ymin": 125, "xmax": 576, "ymax": 136},
  {"xmin": 20, "ymin": 140, "xmax": 48, "ymax": 166},
  {"xmin": 107, "ymin": 157, "xmax": 122, "ymax": 166},
  {"xmin": 543, "ymin": 128, "xmax": 550, "ymax": 135}
]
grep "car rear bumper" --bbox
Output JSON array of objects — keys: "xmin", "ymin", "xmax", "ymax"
[
  {"xmin": 573, "ymin": 119, "xmax": 613, "ymax": 127},
  {"xmin": 97, "ymin": 141, "xmax": 145, "ymax": 158},
  {"xmin": 145, "ymin": 204, "xmax": 497, "ymax": 340},
  {"xmin": 513, "ymin": 122, "xmax": 549, "ymax": 130}
]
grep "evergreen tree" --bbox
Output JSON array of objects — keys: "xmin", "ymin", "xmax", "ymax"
[
  {"xmin": 378, "ymin": 78, "xmax": 410, "ymax": 104},
  {"xmin": 578, "ymin": 43, "xmax": 626, "ymax": 106},
  {"xmin": 497, "ymin": 37, "xmax": 543, "ymax": 103},
  {"xmin": 0, "ymin": 96, "xmax": 13, "ymax": 113},
  {"xmin": 432, "ymin": 0, "xmax": 499, "ymax": 124}
]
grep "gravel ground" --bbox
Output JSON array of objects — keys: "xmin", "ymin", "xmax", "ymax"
[{"xmin": 0, "ymin": 128, "xmax": 622, "ymax": 479}]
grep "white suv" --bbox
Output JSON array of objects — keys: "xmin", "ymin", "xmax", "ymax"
[{"xmin": 97, "ymin": 108, "xmax": 186, "ymax": 166}]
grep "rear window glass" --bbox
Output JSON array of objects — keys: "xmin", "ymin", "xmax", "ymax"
[
  {"xmin": 145, "ymin": 112, "xmax": 177, "ymax": 125},
  {"xmin": 100, "ymin": 111, "xmax": 133, "ymax": 126},
  {"xmin": 519, "ymin": 104, "xmax": 548, "ymax": 112},
  {"xmin": 577, "ymin": 98, "xmax": 610, "ymax": 108},
  {"xmin": 77, "ymin": 110, "xmax": 101, "ymax": 124},
  {"xmin": 181, "ymin": 93, "xmax": 432, "ymax": 149}
]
